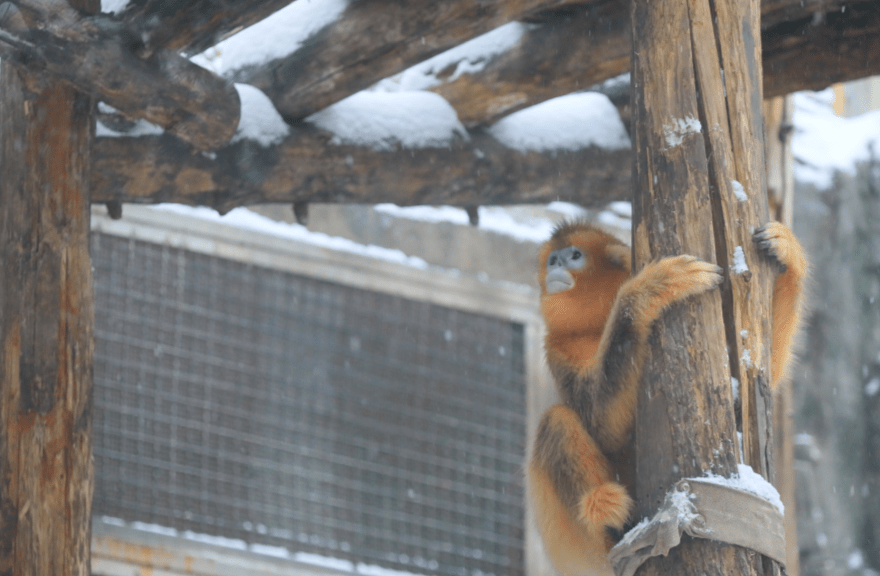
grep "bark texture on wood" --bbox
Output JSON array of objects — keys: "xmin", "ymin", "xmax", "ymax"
[
  {"xmin": 91, "ymin": 129, "xmax": 631, "ymax": 211},
  {"xmin": 0, "ymin": 0, "xmax": 239, "ymax": 149},
  {"xmin": 630, "ymin": 0, "xmax": 780, "ymax": 573},
  {"xmin": 0, "ymin": 50, "xmax": 95, "ymax": 576},
  {"xmin": 426, "ymin": 0, "xmax": 875, "ymax": 128},
  {"xmin": 120, "ymin": 0, "xmax": 296, "ymax": 56},
  {"xmin": 239, "ymin": 0, "xmax": 586, "ymax": 122}
]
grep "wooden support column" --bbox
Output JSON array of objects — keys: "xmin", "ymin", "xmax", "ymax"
[
  {"xmin": 630, "ymin": 0, "xmax": 781, "ymax": 574},
  {"xmin": 0, "ymin": 1, "xmax": 97, "ymax": 574}
]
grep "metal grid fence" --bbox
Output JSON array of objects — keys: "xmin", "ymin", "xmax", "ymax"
[{"xmin": 90, "ymin": 232, "xmax": 527, "ymax": 576}]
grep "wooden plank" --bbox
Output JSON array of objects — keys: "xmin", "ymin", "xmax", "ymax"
[
  {"xmin": 90, "ymin": 129, "xmax": 631, "ymax": 210},
  {"xmin": 120, "ymin": 0, "xmax": 297, "ymax": 56},
  {"xmin": 0, "ymin": 0, "xmax": 239, "ymax": 150},
  {"xmin": 426, "ymin": 0, "xmax": 874, "ymax": 127},
  {"xmin": 238, "ymin": 0, "xmax": 588, "ymax": 122},
  {"xmin": 630, "ymin": 0, "xmax": 779, "ymax": 573},
  {"xmin": 0, "ymin": 3, "xmax": 97, "ymax": 574}
]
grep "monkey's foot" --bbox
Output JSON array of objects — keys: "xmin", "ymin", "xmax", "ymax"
[
  {"xmin": 577, "ymin": 482, "xmax": 632, "ymax": 530},
  {"xmin": 754, "ymin": 222, "xmax": 807, "ymax": 277}
]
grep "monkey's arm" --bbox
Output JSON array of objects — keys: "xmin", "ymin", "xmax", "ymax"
[
  {"xmin": 754, "ymin": 222, "xmax": 808, "ymax": 388},
  {"xmin": 555, "ymin": 255, "xmax": 724, "ymax": 453}
]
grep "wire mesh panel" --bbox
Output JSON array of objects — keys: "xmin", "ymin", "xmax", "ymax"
[{"xmin": 91, "ymin": 232, "xmax": 527, "ymax": 576}]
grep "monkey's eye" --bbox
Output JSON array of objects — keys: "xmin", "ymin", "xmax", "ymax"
[
  {"xmin": 571, "ymin": 250, "xmax": 582, "ymax": 260},
  {"xmin": 549, "ymin": 255, "xmax": 559, "ymax": 266}
]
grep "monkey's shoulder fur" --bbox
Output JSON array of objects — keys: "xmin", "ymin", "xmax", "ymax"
[{"xmin": 528, "ymin": 221, "xmax": 806, "ymax": 576}]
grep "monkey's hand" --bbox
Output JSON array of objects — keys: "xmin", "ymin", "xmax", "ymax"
[
  {"xmin": 753, "ymin": 222, "xmax": 808, "ymax": 279},
  {"xmin": 622, "ymin": 255, "xmax": 724, "ymax": 324}
]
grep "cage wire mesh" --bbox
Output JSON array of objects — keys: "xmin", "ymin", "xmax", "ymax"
[{"xmin": 91, "ymin": 232, "xmax": 527, "ymax": 576}]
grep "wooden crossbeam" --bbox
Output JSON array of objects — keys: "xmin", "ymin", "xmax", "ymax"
[
  {"xmin": 763, "ymin": 1, "xmax": 880, "ymax": 98},
  {"xmin": 429, "ymin": 0, "xmax": 867, "ymax": 127},
  {"xmin": 238, "ymin": 0, "xmax": 591, "ymax": 122},
  {"xmin": 0, "ymin": 0, "xmax": 239, "ymax": 150},
  {"xmin": 90, "ymin": 129, "xmax": 631, "ymax": 211},
  {"xmin": 120, "ymin": 0, "xmax": 297, "ymax": 56}
]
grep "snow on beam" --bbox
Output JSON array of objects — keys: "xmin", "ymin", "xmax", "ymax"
[
  {"xmin": 119, "ymin": 0, "xmax": 298, "ymax": 56},
  {"xmin": 0, "ymin": 0, "xmax": 239, "ymax": 150},
  {"xmin": 90, "ymin": 125, "xmax": 631, "ymax": 212},
  {"xmin": 234, "ymin": 0, "xmax": 589, "ymax": 122},
  {"xmin": 421, "ymin": 0, "xmax": 869, "ymax": 127}
]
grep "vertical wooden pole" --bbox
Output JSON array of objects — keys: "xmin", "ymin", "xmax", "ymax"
[
  {"xmin": 630, "ymin": 0, "xmax": 781, "ymax": 573},
  {"xmin": 0, "ymin": 1, "xmax": 97, "ymax": 573}
]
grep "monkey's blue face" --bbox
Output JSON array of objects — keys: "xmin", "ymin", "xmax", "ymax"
[{"xmin": 545, "ymin": 246, "xmax": 588, "ymax": 294}]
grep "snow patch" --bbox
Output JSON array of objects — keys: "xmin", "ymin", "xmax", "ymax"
[
  {"xmin": 374, "ymin": 204, "xmax": 556, "ymax": 242},
  {"xmin": 731, "ymin": 180, "xmax": 747, "ymax": 202},
  {"xmin": 307, "ymin": 92, "xmax": 468, "ymax": 150},
  {"xmin": 195, "ymin": 0, "xmax": 350, "ymax": 74},
  {"xmin": 375, "ymin": 204, "xmax": 469, "ymax": 225},
  {"xmin": 232, "ymin": 84, "xmax": 290, "ymax": 146},
  {"xmin": 375, "ymin": 23, "xmax": 530, "ymax": 92},
  {"xmin": 865, "ymin": 377, "xmax": 880, "ymax": 397},
  {"xmin": 546, "ymin": 201, "xmax": 588, "ymax": 219},
  {"xmin": 488, "ymin": 93, "xmax": 631, "ymax": 152},
  {"xmin": 181, "ymin": 530, "xmax": 247, "ymax": 550},
  {"xmin": 96, "ymin": 103, "xmax": 164, "ymax": 138},
  {"xmin": 700, "ymin": 464, "xmax": 784, "ymax": 514},
  {"xmin": 731, "ymin": 246, "xmax": 749, "ymax": 274},
  {"xmin": 295, "ymin": 552, "xmax": 355, "ymax": 572},
  {"xmin": 663, "ymin": 116, "xmax": 702, "ymax": 148},
  {"xmin": 741, "ymin": 348, "xmax": 753, "ymax": 369},
  {"xmin": 793, "ymin": 89, "xmax": 880, "ymax": 188},
  {"xmin": 101, "ymin": 0, "xmax": 129, "ymax": 14},
  {"xmin": 151, "ymin": 204, "xmax": 430, "ymax": 269},
  {"xmin": 730, "ymin": 376, "xmax": 740, "ymax": 401},
  {"xmin": 358, "ymin": 563, "xmax": 433, "ymax": 576}
]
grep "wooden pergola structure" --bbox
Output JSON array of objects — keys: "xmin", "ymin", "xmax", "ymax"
[{"xmin": 0, "ymin": 0, "xmax": 876, "ymax": 574}]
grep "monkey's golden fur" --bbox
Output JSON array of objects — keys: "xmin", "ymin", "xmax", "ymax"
[{"xmin": 528, "ymin": 221, "xmax": 806, "ymax": 576}]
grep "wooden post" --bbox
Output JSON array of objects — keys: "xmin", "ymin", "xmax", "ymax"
[
  {"xmin": 630, "ymin": 0, "xmax": 781, "ymax": 574},
  {"xmin": 0, "ymin": 2, "xmax": 97, "ymax": 574}
]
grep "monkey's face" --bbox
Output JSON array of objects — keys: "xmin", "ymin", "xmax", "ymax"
[{"xmin": 544, "ymin": 245, "xmax": 588, "ymax": 294}]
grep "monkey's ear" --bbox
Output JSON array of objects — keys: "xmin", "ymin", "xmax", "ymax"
[{"xmin": 605, "ymin": 244, "xmax": 631, "ymax": 270}]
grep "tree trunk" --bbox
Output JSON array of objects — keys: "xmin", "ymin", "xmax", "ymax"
[
  {"xmin": 0, "ymin": 2, "xmax": 96, "ymax": 572},
  {"xmin": 629, "ymin": 0, "xmax": 781, "ymax": 574}
]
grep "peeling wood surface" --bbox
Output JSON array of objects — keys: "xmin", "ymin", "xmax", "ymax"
[
  {"xmin": 239, "ymin": 0, "xmax": 589, "ymax": 122},
  {"xmin": 630, "ymin": 0, "xmax": 779, "ymax": 574},
  {"xmin": 0, "ymin": 0, "xmax": 239, "ymax": 150},
  {"xmin": 0, "ymin": 44, "xmax": 95, "ymax": 576},
  {"xmin": 91, "ymin": 129, "xmax": 631, "ymax": 211}
]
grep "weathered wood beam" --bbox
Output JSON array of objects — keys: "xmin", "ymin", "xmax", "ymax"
[
  {"xmin": 90, "ymin": 129, "xmax": 631, "ymax": 211},
  {"xmin": 0, "ymin": 8, "xmax": 96, "ymax": 576},
  {"xmin": 762, "ymin": 1, "xmax": 880, "ymax": 98},
  {"xmin": 0, "ymin": 0, "xmax": 239, "ymax": 150},
  {"xmin": 432, "ymin": 2, "xmax": 629, "ymax": 128},
  {"xmin": 428, "ymin": 0, "xmax": 869, "ymax": 127},
  {"xmin": 239, "ymin": 0, "xmax": 590, "ymax": 122},
  {"xmin": 119, "ymin": 0, "xmax": 297, "ymax": 56}
]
